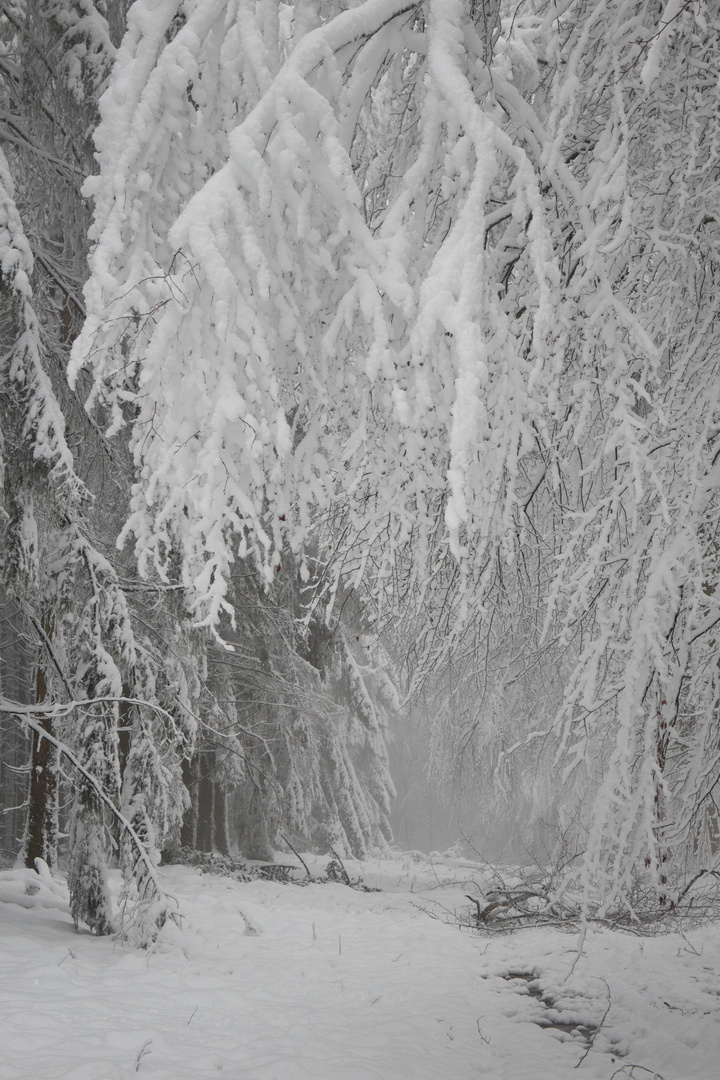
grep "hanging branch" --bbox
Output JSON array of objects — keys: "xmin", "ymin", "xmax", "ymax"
[{"xmin": 2, "ymin": 697, "xmax": 178, "ymax": 928}]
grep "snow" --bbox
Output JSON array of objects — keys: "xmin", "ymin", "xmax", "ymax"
[{"xmin": 2, "ymin": 852, "xmax": 719, "ymax": 1079}]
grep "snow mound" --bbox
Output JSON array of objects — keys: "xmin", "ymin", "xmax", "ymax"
[{"xmin": 0, "ymin": 858, "xmax": 69, "ymax": 913}]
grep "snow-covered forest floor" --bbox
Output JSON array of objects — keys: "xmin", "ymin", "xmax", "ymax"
[{"xmin": 1, "ymin": 851, "xmax": 719, "ymax": 1080}]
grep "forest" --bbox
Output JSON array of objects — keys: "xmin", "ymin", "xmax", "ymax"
[{"xmin": 0, "ymin": 0, "xmax": 719, "ymax": 949}]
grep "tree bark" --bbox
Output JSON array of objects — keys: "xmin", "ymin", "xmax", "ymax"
[
  {"xmin": 24, "ymin": 644, "xmax": 57, "ymax": 868},
  {"xmin": 213, "ymin": 781, "xmax": 230, "ymax": 856},
  {"xmin": 180, "ymin": 754, "xmax": 198, "ymax": 848},
  {"xmin": 196, "ymin": 752, "xmax": 214, "ymax": 853}
]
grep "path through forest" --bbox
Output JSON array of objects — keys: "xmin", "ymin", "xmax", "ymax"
[{"xmin": 1, "ymin": 853, "xmax": 718, "ymax": 1079}]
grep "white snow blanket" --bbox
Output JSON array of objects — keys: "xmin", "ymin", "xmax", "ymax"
[{"xmin": 1, "ymin": 853, "xmax": 718, "ymax": 1079}]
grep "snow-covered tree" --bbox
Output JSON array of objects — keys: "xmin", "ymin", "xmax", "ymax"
[
  {"xmin": 0, "ymin": 1, "xmax": 195, "ymax": 943},
  {"xmin": 2, "ymin": 2, "xmax": 399, "ymax": 934},
  {"xmin": 70, "ymin": 0, "xmax": 720, "ymax": 914},
  {"xmin": 179, "ymin": 561, "xmax": 395, "ymax": 860}
]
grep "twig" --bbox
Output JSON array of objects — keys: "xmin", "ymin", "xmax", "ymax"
[
  {"xmin": 465, "ymin": 894, "xmax": 482, "ymax": 923},
  {"xmin": 563, "ymin": 920, "xmax": 587, "ymax": 979},
  {"xmin": 575, "ymin": 977, "xmax": 611, "ymax": 1067},
  {"xmin": 134, "ymin": 1040, "xmax": 152, "ymax": 1072},
  {"xmin": 610, "ymin": 1067, "xmax": 665, "ymax": 1080},
  {"xmin": 329, "ymin": 847, "xmax": 352, "ymax": 886},
  {"xmin": 280, "ymin": 833, "xmax": 311, "ymax": 879},
  {"xmin": 677, "ymin": 868, "xmax": 720, "ymax": 905},
  {"xmin": 675, "ymin": 924, "xmax": 702, "ymax": 956}
]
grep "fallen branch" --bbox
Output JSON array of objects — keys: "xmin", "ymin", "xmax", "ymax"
[
  {"xmin": 610, "ymin": 1066, "xmax": 666, "ymax": 1080},
  {"xmin": 328, "ymin": 847, "xmax": 352, "ymax": 886},
  {"xmin": 575, "ymin": 977, "xmax": 611, "ymax": 1067},
  {"xmin": 280, "ymin": 833, "xmax": 311, "ymax": 879}
]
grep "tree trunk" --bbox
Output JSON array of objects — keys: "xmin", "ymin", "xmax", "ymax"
[
  {"xmin": 213, "ymin": 782, "xmax": 230, "ymax": 856},
  {"xmin": 196, "ymin": 752, "xmax": 213, "ymax": 853},
  {"xmin": 24, "ymin": 649, "xmax": 57, "ymax": 868},
  {"xmin": 180, "ymin": 754, "xmax": 198, "ymax": 848}
]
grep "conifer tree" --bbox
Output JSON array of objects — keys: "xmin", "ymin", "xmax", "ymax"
[
  {"xmin": 0, "ymin": 0, "xmax": 193, "ymax": 942},
  {"xmin": 1, "ymin": 2, "xmax": 399, "ymax": 943},
  {"xmin": 72, "ymin": 0, "xmax": 720, "ymax": 913}
]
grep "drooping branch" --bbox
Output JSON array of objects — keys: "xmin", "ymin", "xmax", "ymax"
[
  {"xmin": 63, "ymin": 0, "xmax": 720, "ymax": 910},
  {"xmin": 3, "ymin": 697, "xmax": 178, "ymax": 932}
]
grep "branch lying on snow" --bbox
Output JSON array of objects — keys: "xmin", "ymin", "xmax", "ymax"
[
  {"xmin": 280, "ymin": 833, "xmax": 312, "ymax": 879},
  {"xmin": 461, "ymin": 873, "xmax": 720, "ymax": 934},
  {"xmin": 575, "ymin": 978, "xmax": 611, "ymax": 1068},
  {"xmin": 465, "ymin": 889, "xmax": 550, "ymax": 924},
  {"xmin": 328, "ymin": 847, "xmax": 352, "ymax": 887},
  {"xmin": 610, "ymin": 1066, "xmax": 666, "ymax": 1080},
  {"xmin": 1, "ymin": 696, "xmax": 178, "ymax": 937}
]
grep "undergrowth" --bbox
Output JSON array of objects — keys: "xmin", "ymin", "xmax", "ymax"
[{"xmin": 164, "ymin": 846, "xmax": 380, "ymax": 892}]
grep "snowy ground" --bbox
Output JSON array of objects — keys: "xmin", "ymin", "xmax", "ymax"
[{"xmin": 1, "ymin": 852, "xmax": 719, "ymax": 1080}]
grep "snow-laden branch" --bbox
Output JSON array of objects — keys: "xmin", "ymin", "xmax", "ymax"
[
  {"xmin": 0, "ymin": 147, "xmax": 87, "ymax": 512},
  {"xmin": 68, "ymin": 0, "xmax": 720, "ymax": 909},
  {"xmin": 2, "ymin": 697, "xmax": 179, "ymax": 939}
]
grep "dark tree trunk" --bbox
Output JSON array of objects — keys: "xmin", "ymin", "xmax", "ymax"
[
  {"xmin": 180, "ymin": 754, "xmax": 197, "ymax": 848},
  {"xmin": 24, "ymin": 657, "xmax": 57, "ymax": 869},
  {"xmin": 196, "ymin": 753, "xmax": 214, "ymax": 852},
  {"xmin": 180, "ymin": 752, "xmax": 231, "ymax": 855},
  {"xmin": 213, "ymin": 782, "xmax": 230, "ymax": 856}
]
